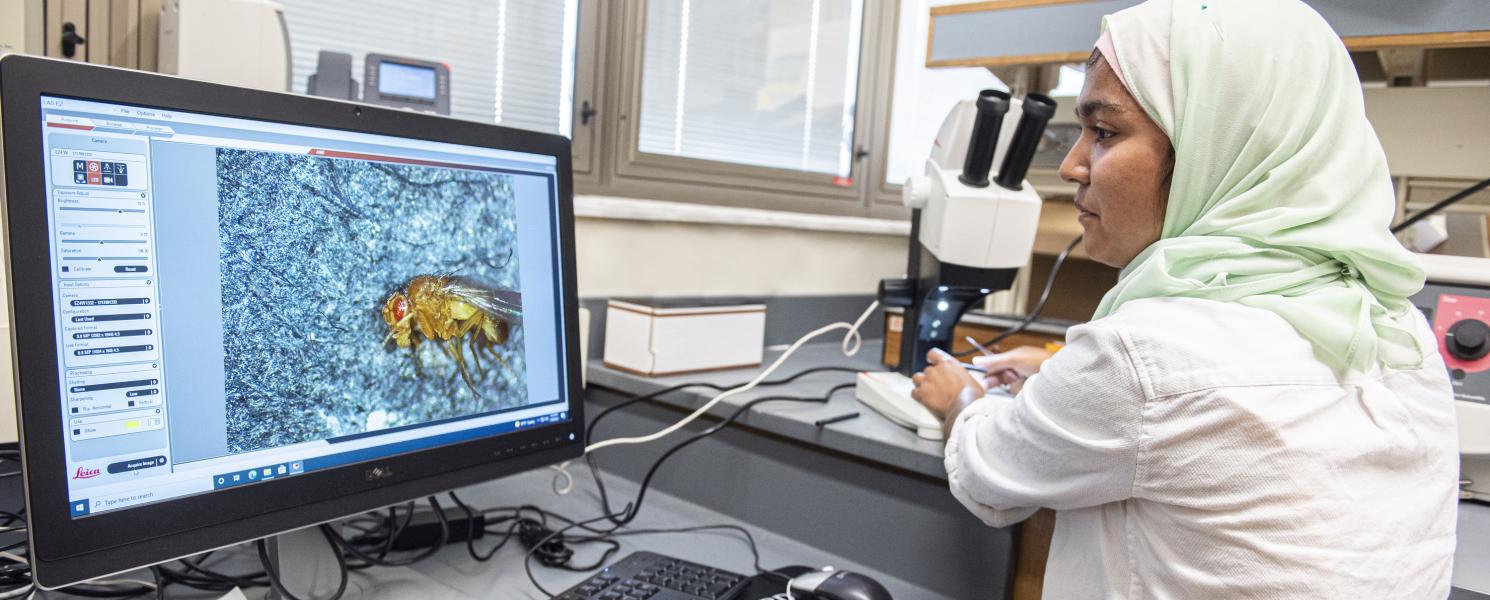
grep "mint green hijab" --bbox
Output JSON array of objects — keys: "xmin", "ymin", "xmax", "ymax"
[{"xmin": 1092, "ymin": 0, "xmax": 1428, "ymax": 373}]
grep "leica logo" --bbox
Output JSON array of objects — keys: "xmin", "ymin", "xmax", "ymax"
[
  {"xmin": 364, "ymin": 466, "xmax": 394, "ymax": 481},
  {"xmin": 73, "ymin": 466, "xmax": 100, "ymax": 479}
]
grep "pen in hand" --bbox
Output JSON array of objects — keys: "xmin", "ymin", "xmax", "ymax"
[
  {"xmin": 931, "ymin": 347, "xmax": 987, "ymax": 374},
  {"xmin": 965, "ymin": 336, "xmax": 1011, "ymax": 393},
  {"xmin": 965, "ymin": 336, "xmax": 997, "ymax": 359}
]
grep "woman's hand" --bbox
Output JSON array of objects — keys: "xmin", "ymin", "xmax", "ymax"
[
  {"xmin": 974, "ymin": 346, "xmax": 1054, "ymax": 395},
  {"xmin": 911, "ymin": 349, "xmax": 985, "ymax": 438}
]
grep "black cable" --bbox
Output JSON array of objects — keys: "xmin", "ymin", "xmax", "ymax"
[
  {"xmin": 152, "ymin": 564, "xmax": 165, "ymax": 600},
  {"xmin": 329, "ymin": 496, "xmax": 448, "ymax": 568},
  {"xmin": 956, "ymin": 233, "xmax": 1082, "ymax": 357},
  {"xmin": 584, "ymin": 367, "xmax": 864, "ymax": 529},
  {"xmin": 167, "ymin": 551, "xmax": 268, "ymax": 589},
  {"xmin": 566, "ymin": 523, "xmax": 765, "ymax": 576},
  {"xmin": 516, "ymin": 513, "xmax": 621, "ymax": 572},
  {"xmin": 615, "ymin": 383, "xmax": 856, "ymax": 528},
  {"xmin": 372, "ymin": 501, "xmax": 416, "ymax": 564},
  {"xmin": 454, "ymin": 498, "xmax": 621, "ymax": 572},
  {"xmin": 155, "ymin": 565, "xmax": 247, "ymax": 593},
  {"xmin": 521, "ymin": 510, "xmax": 629, "ymax": 598},
  {"xmin": 446, "ymin": 492, "xmax": 524, "ymax": 562},
  {"xmin": 585, "ymin": 366, "xmax": 863, "ymax": 442},
  {"xmin": 254, "ymin": 524, "xmax": 349, "ymax": 600},
  {"xmin": 1391, "ymin": 176, "xmax": 1490, "ymax": 234},
  {"xmin": 588, "ymin": 382, "xmax": 856, "ymax": 530},
  {"xmin": 0, "ymin": 510, "xmax": 27, "ymax": 528}
]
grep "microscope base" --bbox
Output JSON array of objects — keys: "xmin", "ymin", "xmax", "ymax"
[{"xmin": 854, "ymin": 371, "xmax": 944, "ymax": 440}]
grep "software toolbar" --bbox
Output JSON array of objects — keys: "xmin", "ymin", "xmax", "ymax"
[{"xmin": 48, "ymin": 137, "xmax": 171, "ymax": 488}]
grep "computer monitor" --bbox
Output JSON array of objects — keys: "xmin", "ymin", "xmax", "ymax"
[{"xmin": 0, "ymin": 55, "xmax": 585, "ymax": 588}]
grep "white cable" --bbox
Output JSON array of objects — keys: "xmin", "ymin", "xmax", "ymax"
[
  {"xmin": 840, "ymin": 298, "xmax": 875, "ymax": 356},
  {"xmin": 0, "ymin": 552, "xmax": 26, "ymax": 566},
  {"xmin": 584, "ymin": 301, "xmax": 878, "ymax": 454},
  {"xmin": 549, "ymin": 461, "xmax": 574, "ymax": 495},
  {"xmin": 0, "ymin": 583, "xmax": 30, "ymax": 600}
]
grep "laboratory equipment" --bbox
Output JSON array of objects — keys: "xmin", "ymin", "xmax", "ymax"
[
  {"xmin": 158, "ymin": 0, "xmax": 291, "ymax": 92},
  {"xmin": 0, "ymin": 54, "xmax": 583, "ymax": 588},
  {"xmin": 306, "ymin": 50, "xmax": 358, "ymax": 101},
  {"xmin": 364, "ymin": 53, "xmax": 452, "ymax": 115},
  {"xmin": 856, "ymin": 90, "xmax": 1056, "ymax": 439},
  {"xmin": 1413, "ymin": 253, "xmax": 1490, "ymax": 502}
]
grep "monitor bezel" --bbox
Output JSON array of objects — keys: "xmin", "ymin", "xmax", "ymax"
[{"xmin": 0, "ymin": 54, "xmax": 586, "ymax": 588}]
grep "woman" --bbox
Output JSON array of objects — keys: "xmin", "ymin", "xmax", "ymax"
[{"xmin": 910, "ymin": 0, "xmax": 1460, "ymax": 597}]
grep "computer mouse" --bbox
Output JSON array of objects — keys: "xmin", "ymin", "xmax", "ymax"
[{"xmin": 788, "ymin": 568, "xmax": 893, "ymax": 600}]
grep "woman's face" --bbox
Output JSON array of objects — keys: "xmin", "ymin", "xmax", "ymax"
[{"xmin": 1059, "ymin": 53, "xmax": 1174, "ymax": 268}]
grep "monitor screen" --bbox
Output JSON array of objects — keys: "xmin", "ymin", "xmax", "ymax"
[
  {"xmin": 38, "ymin": 95, "xmax": 572, "ymax": 519},
  {"xmin": 377, "ymin": 61, "xmax": 438, "ymax": 100}
]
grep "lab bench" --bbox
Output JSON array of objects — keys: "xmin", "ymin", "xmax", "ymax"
[
  {"xmin": 586, "ymin": 340, "xmax": 1490, "ymax": 599},
  {"xmin": 586, "ymin": 341, "xmax": 1013, "ymax": 599}
]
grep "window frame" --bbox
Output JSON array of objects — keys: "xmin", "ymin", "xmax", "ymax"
[
  {"xmin": 864, "ymin": 0, "xmax": 912, "ymax": 220},
  {"xmin": 571, "ymin": 0, "xmax": 605, "ymax": 178},
  {"xmin": 590, "ymin": 0, "xmax": 891, "ymax": 217}
]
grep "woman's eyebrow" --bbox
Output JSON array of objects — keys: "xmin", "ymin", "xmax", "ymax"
[{"xmin": 1075, "ymin": 99, "xmax": 1124, "ymax": 119}]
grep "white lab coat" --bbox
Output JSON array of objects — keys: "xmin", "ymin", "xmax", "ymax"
[{"xmin": 945, "ymin": 296, "xmax": 1459, "ymax": 599}]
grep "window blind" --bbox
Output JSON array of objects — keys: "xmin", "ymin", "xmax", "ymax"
[
  {"xmin": 280, "ymin": 0, "xmax": 577, "ymax": 136},
  {"xmin": 638, "ymin": 0, "xmax": 864, "ymax": 177}
]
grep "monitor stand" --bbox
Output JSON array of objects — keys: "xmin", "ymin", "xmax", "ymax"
[{"xmin": 262, "ymin": 526, "xmax": 345, "ymax": 599}]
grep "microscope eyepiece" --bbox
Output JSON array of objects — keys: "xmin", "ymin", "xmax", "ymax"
[
  {"xmin": 995, "ymin": 93, "xmax": 1058, "ymax": 191},
  {"xmin": 958, "ymin": 89, "xmax": 1011, "ymax": 188}
]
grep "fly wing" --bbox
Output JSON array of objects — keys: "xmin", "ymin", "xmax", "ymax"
[{"xmin": 442, "ymin": 277, "xmax": 522, "ymax": 320}]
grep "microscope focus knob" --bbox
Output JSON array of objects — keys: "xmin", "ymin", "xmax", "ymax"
[
  {"xmin": 1448, "ymin": 319, "xmax": 1490, "ymax": 361},
  {"xmin": 902, "ymin": 175, "xmax": 931, "ymax": 209},
  {"xmin": 878, "ymin": 278, "xmax": 916, "ymax": 308}
]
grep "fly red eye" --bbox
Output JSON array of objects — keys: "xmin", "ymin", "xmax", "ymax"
[{"xmin": 394, "ymin": 298, "xmax": 408, "ymax": 321}]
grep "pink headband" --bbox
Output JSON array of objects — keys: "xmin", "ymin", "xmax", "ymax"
[{"xmin": 1094, "ymin": 29, "xmax": 1131, "ymax": 92}]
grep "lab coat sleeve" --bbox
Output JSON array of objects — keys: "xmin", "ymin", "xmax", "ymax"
[{"xmin": 943, "ymin": 321, "xmax": 1147, "ymax": 528}]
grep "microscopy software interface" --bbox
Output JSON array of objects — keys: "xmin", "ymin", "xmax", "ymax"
[{"xmin": 39, "ymin": 96, "xmax": 573, "ymax": 518}]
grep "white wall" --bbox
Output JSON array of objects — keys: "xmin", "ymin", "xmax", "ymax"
[{"xmin": 573, "ymin": 217, "xmax": 909, "ymax": 298}]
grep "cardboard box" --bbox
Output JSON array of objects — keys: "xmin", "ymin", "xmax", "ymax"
[{"xmin": 603, "ymin": 300, "xmax": 766, "ymax": 377}]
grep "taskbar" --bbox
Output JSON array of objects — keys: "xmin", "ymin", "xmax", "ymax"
[{"xmin": 68, "ymin": 409, "xmax": 571, "ymax": 518}]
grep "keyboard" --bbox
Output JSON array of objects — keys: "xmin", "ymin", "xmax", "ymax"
[{"xmin": 553, "ymin": 551, "xmax": 751, "ymax": 600}]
